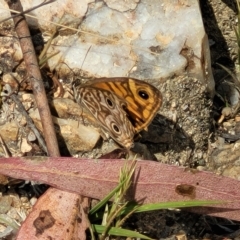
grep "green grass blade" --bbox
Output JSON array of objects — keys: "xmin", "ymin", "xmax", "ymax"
[
  {"xmin": 134, "ymin": 200, "xmax": 224, "ymax": 212},
  {"xmin": 118, "ymin": 200, "xmax": 224, "ymax": 215},
  {"xmin": 92, "ymin": 224, "xmax": 152, "ymax": 239},
  {"xmin": 89, "ymin": 178, "xmax": 127, "ymax": 216}
]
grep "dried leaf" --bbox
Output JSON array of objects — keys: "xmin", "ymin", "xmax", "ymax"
[
  {"xmin": 16, "ymin": 188, "xmax": 89, "ymax": 240},
  {"xmin": 0, "ymin": 157, "xmax": 240, "ymax": 221}
]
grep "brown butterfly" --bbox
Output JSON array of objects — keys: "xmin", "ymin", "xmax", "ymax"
[{"xmin": 74, "ymin": 77, "xmax": 162, "ymax": 149}]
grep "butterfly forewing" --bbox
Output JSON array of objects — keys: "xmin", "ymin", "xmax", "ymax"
[{"xmin": 85, "ymin": 77, "xmax": 162, "ymax": 132}]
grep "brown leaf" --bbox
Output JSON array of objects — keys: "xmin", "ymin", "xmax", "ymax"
[
  {"xmin": 16, "ymin": 188, "xmax": 90, "ymax": 240},
  {"xmin": 1, "ymin": 157, "xmax": 240, "ymax": 221}
]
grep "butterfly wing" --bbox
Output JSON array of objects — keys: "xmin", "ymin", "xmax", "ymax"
[
  {"xmin": 86, "ymin": 77, "xmax": 162, "ymax": 132},
  {"xmin": 74, "ymin": 85, "xmax": 135, "ymax": 149}
]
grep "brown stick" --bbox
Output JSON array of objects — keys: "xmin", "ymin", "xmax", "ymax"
[
  {"xmin": 5, "ymin": 3, "xmax": 90, "ymax": 238},
  {"xmin": 7, "ymin": 0, "xmax": 60, "ymax": 157}
]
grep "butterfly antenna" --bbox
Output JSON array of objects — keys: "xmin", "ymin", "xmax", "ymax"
[
  {"xmin": 80, "ymin": 45, "xmax": 92, "ymax": 70},
  {"xmin": 71, "ymin": 45, "xmax": 92, "ymax": 88}
]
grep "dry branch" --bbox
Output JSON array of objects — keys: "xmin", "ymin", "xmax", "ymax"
[{"xmin": 7, "ymin": 0, "xmax": 60, "ymax": 157}]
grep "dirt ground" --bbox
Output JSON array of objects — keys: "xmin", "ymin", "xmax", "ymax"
[
  {"xmin": 124, "ymin": 1, "xmax": 240, "ymax": 239},
  {"xmin": 0, "ymin": 0, "xmax": 240, "ymax": 239}
]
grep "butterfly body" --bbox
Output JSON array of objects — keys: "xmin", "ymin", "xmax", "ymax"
[{"xmin": 74, "ymin": 77, "xmax": 162, "ymax": 149}]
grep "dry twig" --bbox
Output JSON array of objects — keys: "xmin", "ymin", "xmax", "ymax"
[
  {"xmin": 7, "ymin": 0, "xmax": 60, "ymax": 157},
  {"xmin": 2, "ymin": 84, "xmax": 48, "ymax": 153}
]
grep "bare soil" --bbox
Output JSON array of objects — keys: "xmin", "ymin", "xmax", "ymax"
[
  {"xmin": 124, "ymin": 1, "xmax": 240, "ymax": 239},
  {"xmin": 0, "ymin": 0, "xmax": 240, "ymax": 239}
]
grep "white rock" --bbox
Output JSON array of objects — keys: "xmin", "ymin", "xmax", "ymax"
[
  {"xmin": 0, "ymin": 0, "xmax": 94, "ymax": 30},
  {"xmin": 0, "ymin": 121, "xmax": 19, "ymax": 142},
  {"xmin": 20, "ymin": 138, "xmax": 32, "ymax": 153},
  {"xmin": 29, "ymin": 109, "xmax": 100, "ymax": 153},
  {"xmin": 104, "ymin": 0, "xmax": 140, "ymax": 12},
  {"xmin": 0, "ymin": 0, "xmax": 214, "ymax": 93}
]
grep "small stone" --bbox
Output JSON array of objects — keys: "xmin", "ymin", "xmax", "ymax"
[
  {"xmin": 196, "ymin": 151, "xmax": 203, "ymax": 159},
  {"xmin": 0, "ymin": 224, "xmax": 7, "ymax": 235},
  {"xmin": 0, "ymin": 175, "xmax": 8, "ymax": 185},
  {"xmin": 9, "ymin": 194, "xmax": 21, "ymax": 208},
  {"xmin": 228, "ymin": 129, "xmax": 236, "ymax": 135},
  {"xmin": 233, "ymin": 140, "xmax": 240, "ymax": 150},
  {"xmin": 181, "ymin": 104, "xmax": 189, "ymax": 111},
  {"xmin": 222, "ymin": 166, "xmax": 240, "ymax": 181},
  {"xmin": 27, "ymin": 131, "xmax": 36, "ymax": 142},
  {"xmin": 217, "ymin": 136, "xmax": 226, "ymax": 147},
  {"xmin": 2, "ymin": 73, "xmax": 21, "ymax": 92},
  {"xmin": 222, "ymin": 121, "xmax": 233, "ymax": 130},
  {"xmin": 0, "ymin": 196, "xmax": 12, "ymax": 214},
  {"xmin": 197, "ymin": 166, "xmax": 206, "ymax": 171},
  {"xmin": 19, "ymin": 116, "xmax": 27, "ymax": 126},
  {"xmin": 30, "ymin": 197, "xmax": 38, "ymax": 206},
  {"xmin": 0, "ymin": 121, "xmax": 19, "ymax": 142},
  {"xmin": 20, "ymin": 138, "xmax": 32, "ymax": 153},
  {"xmin": 218, "ymin": 114, "xmax": 225, "ymax": 124},
  {"xmin": 176, "ymin": 231, "xmax": 187, "ymax": 240},
  {"xmin": 235, "ymin": 115, "xmax": 240, "ymax": 122},
  {"xmin": 21, "ymin": 93, "xmax": 34, "ymax": 102},
  {"xmin": 30, "ymin": 109, "xmax": 100, "ymax": 153},
  {"xmin": 171, "ymin": 101, "xmax": 177, "ymax": 108},
  {"xmin": 20, "ymin": 197, "xmax": 28, "ymax": 204},
  {"xmin": 221, "ymin": 107, "xmax": 232, "ymax": 117}
]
